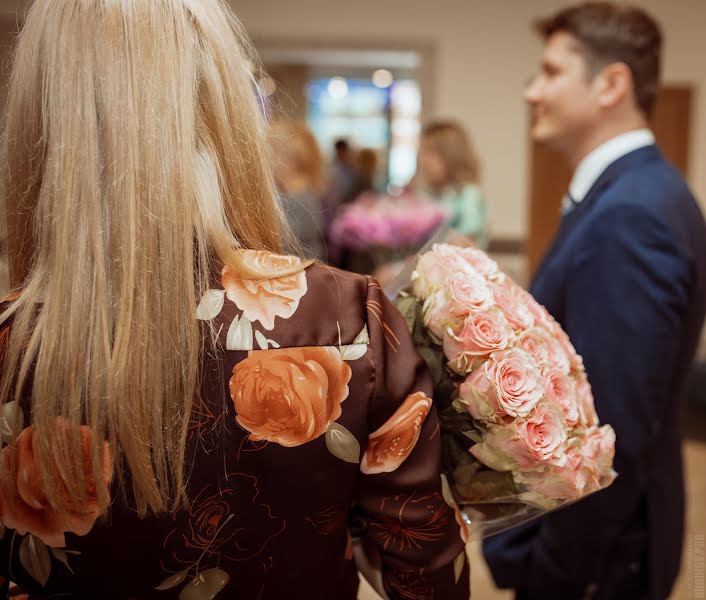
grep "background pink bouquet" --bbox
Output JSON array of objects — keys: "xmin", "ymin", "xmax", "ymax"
[
  {"xmin": 393, "ymin": 243, "xmax": 616, "ymax": 535},
  {"xmin": 330, "ymin": 192, "xmax": 447, "ymax": 251}
]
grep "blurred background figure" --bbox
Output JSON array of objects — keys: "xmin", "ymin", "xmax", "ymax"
[
  {"xmin": 354, "ymin": 147, "xmax": 380, "ymax": 196},
  {"xmin": 325, "ymin": 138, "xmax": 359, "ymax": 215},
  {"xmin": 417, "ymin": 120, "xmax": 488, "ymax": 248},
  {"xmin": 270, "ymin": 120, "xmax": 327, "ymax": 260}
]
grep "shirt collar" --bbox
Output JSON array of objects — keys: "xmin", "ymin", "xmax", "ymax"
[{"xmin": 568, "ymin": 129, "xmax": 655, "ymax": 204}]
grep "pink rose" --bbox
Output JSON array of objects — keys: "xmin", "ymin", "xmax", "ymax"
[
  {"xmin": 460, "ymin": 349, "xmax": 544, "ymax": 419},
  {"xmin": 580, "ymin": 425, "xmax": 616, "ymax": 480},
  {"xmin": 515, "ymin": 329, "xmax": 549, "ymax": 365},
  {"xmin": 520, "ymin": 290, "xmax": 553, "ymax": 328},
  {"xmin": 422, "ymin": 290, "xmax": 454, "ymax": 340},
  {"xmin": 470, "ymin": 402, "xmax": 567, "ymax": 471},
  {"xmin": 547, "ymin": 318, "xmax": 584, "ymax": 372},
  {"xmin": 412, "ymin": 244, "xmax": 478, "ymax": 298},
  {"xmin": 516, "ymin": 328, "xmax": 570, "ymax": 374},
  {"xmin": 543, "ymin": 367, "xmax": 579, "ymax": 426},
  {"xmin": 448, "ymin": 273, "xmax": 494, "ymax": 315},
  {"xmin": 518, "ymin": 402, "xmax": 568, "ymax": 466},
  {"xmin": 443, "ymin": 309, "xmax": 512, "ymax": 374},
  {"xmin": 575, "ymin": 373, "xmax": 598, "ymax": 428},
  {"xmin": 525, "ymin": 425, "xmax": 616, "ymax": 502},
  {"xmin": 456, "ymin": 247, "xmax": 500, "ymax": 279},
  {"xmin": 422, "ymin": 272, "xmax": 493, "ymax": 340},
  {"xmin": 519, "ymin": 442, "xmax": 588, "ymax": 501},
  {"xmin": 491, "ymin": 349, "xmax": 545, "ymax": 418},
  {"xmin": 458, "ymin": 365, "xmax": 500, "ymax": 422},
  {"xmin": 490, "ymin": 279, "xmax": 535, "ymax": 331}
]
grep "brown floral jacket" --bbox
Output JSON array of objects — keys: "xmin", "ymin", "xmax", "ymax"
[{"xmin": 0, "ymin": 252, "xmax": 469, "ymax": 599}]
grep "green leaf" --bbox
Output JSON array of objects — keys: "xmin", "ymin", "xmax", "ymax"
[
  {"xmin": 226, "ymin": 316, "xmax": 253, "ymax": 351},
  {"xmin": 461, "ymin": 429, "xmax": 483, "ymax": 444},
  {"xmin": 393, "ymin": 295, "xmax": 418, "ymax": 334},
  {"xmin": 325, "ymin": 422, "xmax": 360, "ymax": 464},
  {"xmin": 19, "ymin": 535, "xmax": 51, "ymax": 586},
  {"xmin": 352, "ymin": 325, "xmax": 370, "ymax": 345},
  {"xmin": 155, "ymin": 569, "xmax": 189, "ymax": 591},
  {"xmin": 50, "ymin": 547, "xmax": 75, "ymax": 575},
  {"xmin": 340, "ymin": 343, "xmax": 368, "ymax": 361},
  {"xmin": 417, "ymin": 346, "xmax": 445, "ymax": 387},
  {"xmin": 195, "ymin": 290, "xmax": 225, "ymax": 321},
  {"xmin": 254, "ymin": 330, "xmax": 268, "ymax": 350},
  {"xmin": 180, "ymin": 568, "xmax": 230, "ymax": 600}
]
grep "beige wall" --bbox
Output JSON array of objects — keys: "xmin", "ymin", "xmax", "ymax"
[
  {"xmin": 233, "ymin": 0, "xmax": 706, "ymax": 240},
  {"xmin": 0, "ymin": 0, "xmax": 703, "ymax": 241}
]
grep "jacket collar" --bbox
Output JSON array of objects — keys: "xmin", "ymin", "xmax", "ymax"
[{"xmin": 532, "ymin": 144, "xmax": 662, "ymax": 284}]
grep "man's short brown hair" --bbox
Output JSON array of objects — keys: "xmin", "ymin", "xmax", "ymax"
[{"xmin": 536, "ymin": 2, "xmax": 662, "ymax": 117}]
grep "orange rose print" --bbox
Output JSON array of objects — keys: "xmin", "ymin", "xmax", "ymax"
[
  {"xmin": 0, "ymin": 421, "xmax": 113, "ymax": 547},
  {"xmin": 360, "ymin": 392, "xmax": 432, "ymax": 475},
  {"xmin": 230, "ymin": 347, "xmax": 351, "ymax": 447},
  {"xmin": 222, "ymin": 251, "xmax": 307, "ymax": 330}
]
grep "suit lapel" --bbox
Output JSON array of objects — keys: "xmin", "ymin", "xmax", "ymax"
[{"xmin": 532, "ymin": 145, "xmax": 662, "ymax": 284}]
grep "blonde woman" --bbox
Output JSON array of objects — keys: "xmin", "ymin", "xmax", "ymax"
[
  {"xmin": 417, "ymin": 120, "xmax": 488, "ymax": 248},
  {"xmin": 270, "ymin": 121, "xmax": 327, "ymax": 261},
  {"xmin": 0, "ymin": 1, "xmax": 468, "ymax": 599}
]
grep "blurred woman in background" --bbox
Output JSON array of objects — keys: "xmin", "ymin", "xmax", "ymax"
[
  {"xmin": 417, "ymin": 120, "xmax": 488, "ymax": 248},
  {"xmin": 270, "ymin": 120, "xmax": 327, "ymax": 260},
  {"xmin": 0, "ymin": 1, "xmax": 468, "ymax": 598}
]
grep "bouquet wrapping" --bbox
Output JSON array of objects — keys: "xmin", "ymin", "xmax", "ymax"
[{"xmin": 388, "ymin": 242, "xmax": 617, "ymax": 538}]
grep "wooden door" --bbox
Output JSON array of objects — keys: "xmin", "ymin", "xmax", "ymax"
[{"xmin": 527, "ymin": 85, "xmax": 693, "ymax": 278}]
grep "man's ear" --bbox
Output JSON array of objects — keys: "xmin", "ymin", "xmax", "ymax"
[{"xmin": 594, "ymin": 62, "xmax": 634, "ymax": 109}]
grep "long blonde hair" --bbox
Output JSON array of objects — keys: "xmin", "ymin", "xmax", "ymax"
[
  {"xmin": 0, "ymin": 0, "xmax": 292, "ymax": 516},
  {"xmin": 270, "ymin": 120, "xmax": 325, "ymax": 195}
]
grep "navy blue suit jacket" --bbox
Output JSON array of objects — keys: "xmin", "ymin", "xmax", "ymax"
[{"xmin": 484, "ymin": 145, "xmax": 706, "ymax": 600}]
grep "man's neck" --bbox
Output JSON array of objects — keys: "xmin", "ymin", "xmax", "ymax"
[{"xmin": 567, "ymin": 116, "xmax": 648, "ymax": 170}]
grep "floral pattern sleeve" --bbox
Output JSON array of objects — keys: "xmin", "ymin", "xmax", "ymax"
[
  {"xmin": 354, "ymin": 278, "xmax": 469, "ymax": 600},
  {"xmin": 0, "ymin": 260, "xmax": 468, "ymax": 599}
]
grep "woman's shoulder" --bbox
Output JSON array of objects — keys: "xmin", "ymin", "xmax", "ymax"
[{"xmin": 203, "ymin": 251, "xmax": 373, "ymax": 349}]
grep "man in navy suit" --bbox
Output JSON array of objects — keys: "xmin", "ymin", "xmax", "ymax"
[{"xmin": 484, "ymin": 3, "xmax": 706, "ymax": 599}]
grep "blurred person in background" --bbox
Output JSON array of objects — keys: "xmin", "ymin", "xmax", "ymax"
[
  {"xmin": 0, "ymin": 1, "xmax": 470, "ymax": 598},
  {"xmin": 354, "ymin": 147, "xmax": 379, "ymax": 196},
  {"xmin": 484, "ymin": 3, "xmax": 706, "ymax": 599},
  {"xmin": 417, "ymin": 120, "xmax": 488, "ymax": 248},
  {"xmin": 322, "ymin": 138, "xmax": 358, "ymax": 222},
  {"xmin": 270, "ymin": 120, "xmax": 327, "ymax": 260}
]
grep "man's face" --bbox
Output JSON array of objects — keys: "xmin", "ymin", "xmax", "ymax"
[{"xmin": 525, "ymin": 32, "xmax": 603, "ymax": 150}]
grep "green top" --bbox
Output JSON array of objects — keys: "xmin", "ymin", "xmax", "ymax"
[{"xmin": 436, "ymin": 183, "xmax": 487, "ymax": 248}]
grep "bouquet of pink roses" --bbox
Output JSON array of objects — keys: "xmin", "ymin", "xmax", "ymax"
[
  {"xmin": 330, "ymin": 192, "xmax": 447, "ymax": 254},
  {"xmin": 391, "ymin": 243, "xmax": 616, "ymax": 536}
]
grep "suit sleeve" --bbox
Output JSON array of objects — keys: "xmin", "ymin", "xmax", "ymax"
[
  {"xmin": 353, "ymin": 277, "xmax": 470, "ymax": 600},
  {"xmin": 488, "ymin": 203, "xmax": 691, "ymax": 598}
]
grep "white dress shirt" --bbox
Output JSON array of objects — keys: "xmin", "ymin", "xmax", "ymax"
[{"xmin": 562, "ymin": 128, "xmax": 655, "ymax": 213}]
